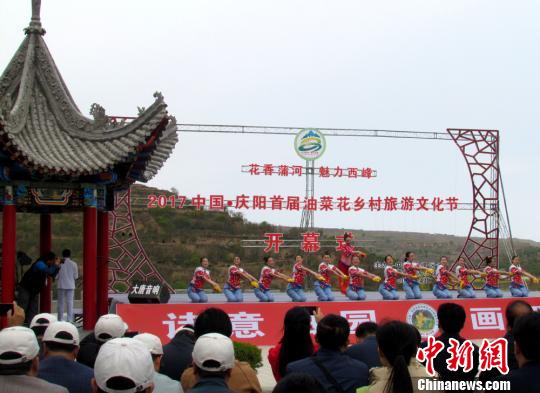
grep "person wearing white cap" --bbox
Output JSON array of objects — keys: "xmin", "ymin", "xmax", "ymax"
[
  {"xmin": 0, "ymin": 326, "xmax": 68, "ymax": 393},
  {"xmin": 77, "ymin": 314, "xmax": 128, "ymax": 368},
  {"xmin": 188, "ymin": 333, "xmax": 235, "ymax": 393},
  {"xmin": 134, "ymin": 333, "xmax": 183, "ymax": 393},
  {"xmin": 92, "ymin": 337, "xmax": 154, "ymax": 393},
  {"xmin": 38, "ymin": 322, "xmax": 94, "ymax": 393},
  {"xmin": 30, "ymin": 312, "xmax": 58, "ymax": 359}
]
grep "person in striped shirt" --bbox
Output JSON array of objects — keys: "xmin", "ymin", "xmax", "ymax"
[
  {"xmin": 483, "ymin": 256, "xmax": 509, "ymax": 298},
  {"xmin": 223, "ymin": 256, "xmax": 259, "ymax": 302},
  {"xmin": 509, "ymin": 255, "xmax": 539, "ymax": 297},
  {"xmin": 314, "ymin": 252, "xmax": 348, "ymax": 301},
  {"xmin": 346, "ymin": 255, "xmax": 381, "ymax": 301},
  {"xmin": 455, "ymin": 256, "xmax": 484, "ymax": 298},
  {"xmin": 187, "ymin": 257, "xmax": 221, "ymax": 303},
  {"xmin": 286, "ymin": 255, "xmax": 323, "ymax": 302},
  {"xmin": 378, "ymin": 255, "xmax": 415, "ymax": 300},
  {"xmin": 254, "ymin": 256, "xmax": 293, "ymax": 302},
  {"xmin": 432, "ymin": 256, "xmax": 458, "ymax": 299}
]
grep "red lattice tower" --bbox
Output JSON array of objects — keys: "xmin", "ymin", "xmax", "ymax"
[
  {"xmin": 109, "ymin": 190, "xmax": 174, "ymax": 293},
  {"xmin": 447, "ymin": 129, "xmax": 500, "ymax": 273}
]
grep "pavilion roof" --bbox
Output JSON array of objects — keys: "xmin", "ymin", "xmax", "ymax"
[{"xmin": 0, "ymin": 1, "xmax": 177, "ymax": 183}]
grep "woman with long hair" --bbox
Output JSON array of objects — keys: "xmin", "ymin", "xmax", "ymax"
[
  {"xmin": 268, "ymin": 307, "xmax": 317, "ymax": 381},
  {"xmin": 357, "ymin": 321, "xmax": 436, "ymax": 393}
]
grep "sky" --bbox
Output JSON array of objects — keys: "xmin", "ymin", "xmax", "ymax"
[{"xmin": 1, "ymin": 0, "xmax": 539, "ymax": 241}]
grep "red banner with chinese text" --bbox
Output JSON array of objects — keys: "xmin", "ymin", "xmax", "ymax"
[{"xmin": 117, "ymin": 297, "xmax": 540, "ymax": 345}]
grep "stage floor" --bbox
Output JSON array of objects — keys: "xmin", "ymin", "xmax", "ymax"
[{"xmin": 110, "ymin": 290, "xmax": 540, "ymax": 304}]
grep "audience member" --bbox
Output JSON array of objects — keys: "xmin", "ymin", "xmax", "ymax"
[
  {"xmin": 345, "ymin": 322, "xmax": 381, "ymax": 369},
  {"xmin": 77, "ymin": 314, "xmax": 128, "ymax": 368},
  {"xmin": 7, "ymin": 301, "xmax": 26, "ymax": 327},
  {"xmin": 268, "ymin": 307, "xmax": 316, "ymax": 381},
  {"xmin": 420, "ymin": 303, "xmax": 478, "ymax": 390},
  {"xmin": 38, "ymin": 321, "xmax": 94, "ymax": 393},
  {"xmin": 495, "ymin": 312, "xmax": 540, "ymax": 393},
  {"xmin": 358, "ymin": 321, "xmax": 434, "ymax": 393},
  {"xmin": 30, "ymin": 312, "xmax": 58, "ymax": 359},
  {"xmin": 272, "ymin": 372, "xmax": 325, "ymax": 393},
  {"xmin": 0, "ymin": 326, "xmax": 67, "ymax": 392},
  {"xmin": 92, "ymin": 337, "xmax": 154, "ymax": 393},
  {"xmin": 160, "ymin": 325, "xmax": 195, "ymax": 381},
  {"xmin": 286, "ymin": 314, "xmax": 369, "ymax": 393},
  {"xmin": 187, "ymin": 333, "xmax": 236, "ymax": 393},
  {"xmin": 134, "ymin": 332, "xmax": 183, "ymax": 393},
  {"xmin": 181, "ymin": 308, "xmax": 262, "ymax": 393}
]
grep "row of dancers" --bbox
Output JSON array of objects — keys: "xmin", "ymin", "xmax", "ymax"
[{"xmin": 187, "ymin": 249, "xmax": 539, "ymax": 303}]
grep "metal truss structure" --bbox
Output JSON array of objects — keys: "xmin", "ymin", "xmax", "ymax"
[{"xmin": 107, "ymin": 124, "xmax": 508, "ymax": 292}]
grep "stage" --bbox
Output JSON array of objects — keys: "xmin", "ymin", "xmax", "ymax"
[{"xmin": 114, "ymin": 291, "xmax": 540, "ymax": 345}]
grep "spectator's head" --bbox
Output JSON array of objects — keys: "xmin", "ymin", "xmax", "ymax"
[
  {"xmin": 174, "ymin": 324, "xmax": 195, "ymax": 339},
  {"xmin": 513, "ymin": 312, "xmax": 540, "ymax": 368},
  {"xmin": 41, "ymin": 251, "xmax": 56, "ymax": 265},
  {"xmin": 62, "ymin": 249, "xmax": 71, "ymax": 258},
  {"xmin": 355, "ymin": 322, "xmax": 378, "ymax": 343},
  {"xmin": 134, "ymin": 333, "xmax": 164, "ymax": 372},
  {"xmin": 376, "ymin": 321, "xmax": 419, "ymax": 393},
  {"xmin": 30, "ymin": 313, "xmax": 57, "ymax": 339},
  {"xmin": 264, "ymin": 256, "xmax": 275, "ymax": 267},
  {"xmin": 192, "ymin": 333, "xmax": 235, "ymax": 380},
  {"xmin": 438, "ymin": 303, "xmax": 466, "ymax": 335},
  {"xmin": 405, "ymin": 251, "xmax": 415, "ymax": 262},
  {"xmin": 272, "ymin": 372, "xmax": 326, "ymax": 393},
  {"xmin": 43, "ymin": 321, "xmax": 80, "ymax": 361},
  {"xmin": 92, "ymin": 337, "xmax": 154, "ymax": 393},
  {"xmin": 200, "ymin": 257, "xmax": 209, "ymax": 268},
  {"xmin": 506, "ymin": 300, "xmax": 533, "ymax": 331},
  {"xmin": 0, "ymin": 327, "xmax": 40, "ymax": 376},
  {"xmin": 316, "ymin": 314, "xmax": 350, "ymax": 351},
  {"xmin": 384, "ymin": 255, "xmax": 394, "ymax": 265},
  {"xmin": 278, "ymin": 307, "xmax": 314, "ymax": 376},
  {"xmin": 194, "ymin": 308, "xmax": 232, "ymax": 338},
  {"xmin": 95, "ymin": 314, "xmax": 128, "ymax": 343}
]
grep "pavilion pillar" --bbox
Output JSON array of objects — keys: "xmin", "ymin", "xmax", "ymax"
[
  {"xmin": 1, "ymin": 187, "xmax": 17, "ymax": 306},
  {"xmin": 96, "ymin": 210, "xmax": 109, "ymax": 317},
  {"xmin": 39, "ymin": 213, "xmax": 52, "ymax": 313},
  {"xmin": 83, "ymin": 189, "xmax": 98, "ymax": 330}
]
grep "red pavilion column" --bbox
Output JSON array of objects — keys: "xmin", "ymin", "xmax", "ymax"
[
  {"xmin": 2, "ymin": 187, "xmax": 17, "ymax": 306},
  {"xmin": 83, "ymin": 189, "xmax": 98, "ymax": 330},
  {"xmin": 96, "ymin": 210, "xmax": 109, "ymax": 317},
  {"xmin": 39, "ymin": 213, "xmax": 52, "ymax": 313}
]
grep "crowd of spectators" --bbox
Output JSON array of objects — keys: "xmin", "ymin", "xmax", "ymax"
[{"xmin": 0, "ymin": 298, "xmax": 538, "ymax": 393}]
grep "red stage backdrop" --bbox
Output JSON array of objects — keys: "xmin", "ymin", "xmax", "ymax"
[{"xmin": 118, "ymin": 298, "xmax": 540, "ymax": 345}]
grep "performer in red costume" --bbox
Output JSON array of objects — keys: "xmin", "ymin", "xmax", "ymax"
[{"xmin": 337, "ymin": 232, "xmax": 367, "ymax": 294}]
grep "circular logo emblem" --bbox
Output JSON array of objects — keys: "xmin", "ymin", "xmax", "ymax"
[
  {"xmin": 406, "ymin": 303, "xmax": 439, "ymax": 337},
  {"xmin": 294, "ymin": 129, "xmax": 326, "ymax": 161}
]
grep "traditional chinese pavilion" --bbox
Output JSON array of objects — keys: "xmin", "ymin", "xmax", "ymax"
[{"xmin": 0, "ymin": 1, "xmax": 178, "ymax": 328}]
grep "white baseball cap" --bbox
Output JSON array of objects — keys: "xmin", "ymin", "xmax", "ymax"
[
  {"xmin": 95, "ymin": 314, "xmax": 128, "ymax": 342},
  {"xmin": 192, "ymin": 333, "xmax": 235, "ymax": 372},
  {"xmin": 43, "ymin": 321, "xmax": 80, "ymax": 346},
  {"xmin": 0, "ymin": 326, "xmax": 40, "ymax": 364},
  {"xmin": 30, "ymin": 313, "xmax": 57, "ymax": 329},
  {"xmin": 94, "ymin": 337, "xmax": 154, "ymax": 393},
  {"xmin": 133, "ymin": 333, "xmax": 163, "ymax": 355}
]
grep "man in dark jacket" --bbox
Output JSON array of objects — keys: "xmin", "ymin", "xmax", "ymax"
[
  {"xmin": 17, "ymin": 252, "xmax": 60, "ymax": 324},
  {"xmin": 160, "ymin": 325, "xmax": 195, "ymax": 380},
  {"xmin": 286, "ymin": 314, "xmax": 369, "ymax": 393},
  {"xmin": 345, "ymin": 322, "xmax": 381, "ymax": 369},
  {"xmin": 495, "ymin": 312, "xmax": 540, "ymax": 393}
]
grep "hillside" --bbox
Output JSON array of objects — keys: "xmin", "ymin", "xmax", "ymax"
[{"xmin": 6, "ymin": 184, "xmax": 540, "ymax": 290}]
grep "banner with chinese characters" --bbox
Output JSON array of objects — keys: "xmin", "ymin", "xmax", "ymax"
[{"xmin": 117, "ymin": 297, "xmax": 540, "ymax": 345}]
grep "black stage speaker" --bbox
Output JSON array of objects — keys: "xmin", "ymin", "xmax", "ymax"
[{"xmin": 127, "ymin": 282, "xmax": 170, "ymax": 304}]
